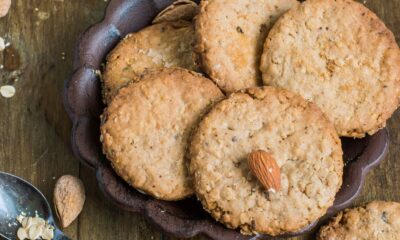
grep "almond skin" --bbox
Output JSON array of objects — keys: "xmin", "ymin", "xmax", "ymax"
[
  {"xmin": 248, "ymin": 150, "xmax": 281, "ymax": 192},
  {"xmin": 53, "ymin": 175, "xmax": 86, "ymax": 228}
]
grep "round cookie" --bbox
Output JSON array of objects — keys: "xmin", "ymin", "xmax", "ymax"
[
  {"xmin": 190, "ymin": 87, "xmax": 343, "ymax": 236},
  {"xmin": 195, "ymin": 0, "xmax": 299, "ymax": 93},
  {"xmin": 101, "ymin": 68, "xmax": 223, "ymax": 201},
  {"xmin": 103, "ymin": 20, "xmax": 200, "ymax": 103},
  {"xmin": 318, "ymin": 201, "xmax": 400, "ymax": 240},
  {"xmin": 260, "ymin": 0, "xmax": 400, "ymax": 137}
]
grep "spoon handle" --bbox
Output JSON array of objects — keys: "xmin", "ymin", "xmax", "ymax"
[{"xmin": 53, "ymin": 228, "xmax": 71, "ymax": 240}]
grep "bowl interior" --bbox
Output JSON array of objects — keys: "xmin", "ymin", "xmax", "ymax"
[{"xmin": 65, "ymin": 0, "xmax": 389, "ymax": 239}]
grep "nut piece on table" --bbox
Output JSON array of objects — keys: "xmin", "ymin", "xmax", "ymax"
[
  {"xmin": 16, "ymin": 215, "xmax": 54, "ymax": 240},
  {"xmin": 53, "ymin": 175, "xmax": 86, "ymax": 228},
  {"xmin": 0, "ymin": 0, "xmax": 11, "ymax": 18}
]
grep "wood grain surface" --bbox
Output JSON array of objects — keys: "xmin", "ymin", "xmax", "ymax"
[{"xmin": 0, "ymin": 0, "xmax": 399, "ymax": 239}]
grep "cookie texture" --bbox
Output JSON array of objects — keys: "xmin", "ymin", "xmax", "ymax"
[
  {"xmin": 195, "ymin": 0, "xmax": 298, "ymax": 93},
  {"xmin": 260, "ymin": 0, "xmax": 400, "ymax": 137},
  {"xmin": 103, "ymin": 21, "xmax": 200, "ymax": 103},
  {"xmin": 190, "ymin": 87, "xmax": 343, "ymax": 235},
  {"xmin": 153, "ymin": 0, "xmax": 198, "ymax": 24},
  {"xmin": 101, "ymin": 68, "xmax": 223, "ymax": 200},
  {"xmin": 318, "ymin": 201, "xmax": 400, "ymax": 240}
]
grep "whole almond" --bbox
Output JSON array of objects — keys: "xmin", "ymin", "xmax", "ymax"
[
  {"xmin": 248, "ymin": 150, "xmax": 281, "ymax": 192},
  {"xmin": 53, "ymin": 175, "xmax": 86, "ymax": 228},
  {"xmin": 0, "ymin": 0, "xmax": 11, "ymax": 18}
]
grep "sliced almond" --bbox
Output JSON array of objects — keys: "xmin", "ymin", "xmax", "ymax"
[
  {"xmin": 0, "ymin": 0, "xmax": 11, "ymax": 18},
  {"xmin": 0, "ymin": 85, "xmax": 16, "ymax": 98},
  {"xmin": 27, "ymin": 225, "xmax": 42, "ymax": 240},
  {"xmin": 17, "ymin": 228, "xmax": 28, "ymax": 240},
  {"xmin": 41, "ymin": 225, "xmax": 55, "ymax": 240},
  {"xmin": 53, "ymin": 175, "xmax": 86, "ymax": 228},
  {"xmin": 248, "ymin": 150, "xmax": 281, "ymax": 192}
]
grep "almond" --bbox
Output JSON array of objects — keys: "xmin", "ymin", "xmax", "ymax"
[
  {"xmin": 0, "ymin": 0, "xmax": 11, "ymax": 18},
  {"xmin": 53, "ymin": 175, "xmax": 86, "ymax": 228},
  {"xmin": 248, "ymin": 150, "xmax": 281, "ymax": 192}
]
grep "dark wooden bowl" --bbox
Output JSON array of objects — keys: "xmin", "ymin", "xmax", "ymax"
[{"xmin": 63, "ymin": 0, "xmax": 389, "ymax": 239}]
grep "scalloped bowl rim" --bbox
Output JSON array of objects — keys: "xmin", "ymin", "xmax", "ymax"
[{"xmin": 63, "ymin": 0, "xmax": 390, "ymax": 239}]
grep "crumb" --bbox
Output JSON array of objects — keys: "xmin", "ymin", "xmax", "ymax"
[
  {"xmin": 0, "ymin": 85, "xmax": 16, "ymax": 98},
  {"xmin": 0, "ymin": 37, "xmax": 6, "ymax": 51},
  {"xmin": 38, "ymin": 11, "xmax": 50, "ymax": 20},
  {"xmin": 93, "ymin": 69, "xmax": 103, "ymax": 81}
]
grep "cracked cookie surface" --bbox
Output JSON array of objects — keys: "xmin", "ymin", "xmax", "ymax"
[
  {"xmin": 189, "ymin": 87, "xmax": 343, "ymax": 236},
  {"xmin": 260, "ymin": 0, "xmax": 400, "ymax": 137},
  {"xmin": 103, "ymin": 21, "xmax": 200, "ymax": 103},
  {"xmin": 101, "ymin": 68, "xmax": 223, "ymax": 200},
  {"xmin": 195, "ymin": 0, "xmax": 298, "ymax": 93},
  {"xmin": 318, "ymin": 201, "xmax": 400, "ymax": 240}
]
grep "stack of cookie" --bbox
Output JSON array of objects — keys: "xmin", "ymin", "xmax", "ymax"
[
  {"xmin": 318, "ymin": 201, "xmax": 400, "ymax": 240},
  {"xmin": 100, "ymin": 0, "xmax": 400, "ymax": 237}
]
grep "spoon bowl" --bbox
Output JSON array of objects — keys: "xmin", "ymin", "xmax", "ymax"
[{"xmin": 0, "ymin": 172, "xmax": 69, "ymax": 240}]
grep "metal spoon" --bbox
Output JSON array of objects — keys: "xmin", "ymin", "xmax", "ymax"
[{"xmin": 0, "ymin": 172, "xmax": 70, "ymax": 240}]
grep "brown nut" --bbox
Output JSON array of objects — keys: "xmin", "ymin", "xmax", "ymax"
[{"xmin": 248, "ymin": 150, "xmax": 281, "ymax": 193}]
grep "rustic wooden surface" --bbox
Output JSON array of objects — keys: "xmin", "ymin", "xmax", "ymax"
[{"xmin": 0, "ymin": 0, "xmax": 398, "ymax": 239}]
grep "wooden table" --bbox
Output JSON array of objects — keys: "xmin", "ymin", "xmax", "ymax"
[{"xmin": 0, "ymin": 0, "xmax": 399, "ymax": 239}]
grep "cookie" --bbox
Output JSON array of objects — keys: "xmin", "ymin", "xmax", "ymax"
[
  {"xmin": 189, "ymin": 87, "xmax": 343, "ymax": 236},
  {"xmin": 101, "ymin": 68, "xmax": 223, "ymax": 200},
  {"xmin": 153, "ymin": 0, "xmax": 198, "ymax": 24},
  {"xmin": 260, "ymin": 0, "xmax": 400, "ymax": 137},
  {"xmin": 195, "ymin": 0, "xmax": 298, "ymax": 93},
  {"xmin": 102, "ymin": 21, "xmax": 200, "ymax": 103},
  {"xmin": 318, "ymin": 201, "xmax": 400, "ymax": 240}
]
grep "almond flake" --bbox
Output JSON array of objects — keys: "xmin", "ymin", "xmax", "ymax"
[{"xmin": 0, "ymin": 85, "xmax": 16, "ymax": 98}]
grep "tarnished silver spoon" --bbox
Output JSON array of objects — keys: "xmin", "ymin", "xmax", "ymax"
[{"xmin": 0, "ymin": 172, "xmax": 70, "ymax": 240}]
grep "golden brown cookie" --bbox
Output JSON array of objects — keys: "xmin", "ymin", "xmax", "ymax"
[
  {"xmin": 190, "ymin": 86, "xmax": 343, "ymax": 235},
  {"xmin": 195, "ymin": 0, "xmax": 298, "ymax": 93},
  {"xmin": 318, "ymin": 201, "xmax": 400, "ymax": 240},
  {"xmin": 101, "ymin": 68, "xmax": 223, "ymax": 200},
  {"xmin": 103, "ymin": 21, "xmax": 200, "ymax": 103},
  {"xmin": 260, "ymin": 0, "xmax": 400, "ymax": 137}
]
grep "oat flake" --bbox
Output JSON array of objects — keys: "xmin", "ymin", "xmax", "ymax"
[
  {"xmin": 0, "ymin": 37, "xmax": 5, "ymax": 51},
  {"xmin": 0, "ymin": 85, "xmax": 16, "ymax": 98}
]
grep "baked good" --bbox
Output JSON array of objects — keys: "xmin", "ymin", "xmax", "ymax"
[
  {"xmin": 101, "ymin": 68, "xmax": 223, "ymax": 200},
  {"xmin": 153, "ymin": 0, "xmax": 198, "ymax": 24},
  {"xmin": 318, "ymin": 201, "xmax": 400, "ymax": 240},
  {"xmin": 195, "ymin": 0, "xmax": 298, "ymax": 93},
  {"xmin": 260, "ymin": 0, "xmax": 400, "ymax": 137},
  {"xmin": 189, "ymin": 86, "xmax": 343, "ymax": 235},
  {"xmin": 102, "ymin": 21, "xmax": 200, "ymax": 103}
]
